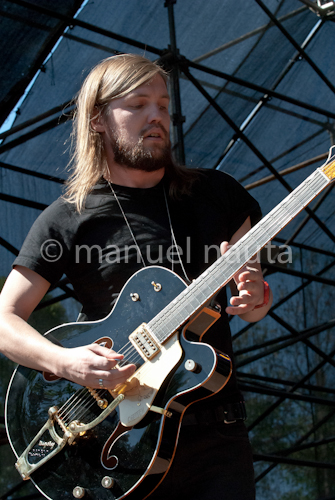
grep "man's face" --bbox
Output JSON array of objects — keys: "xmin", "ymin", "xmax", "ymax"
[{"xmin": 98, "ymin": 74, "xmax": 172, "ymax": 172}]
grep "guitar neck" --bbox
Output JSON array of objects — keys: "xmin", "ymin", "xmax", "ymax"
[{"xmin": 149, "ymin": 159, "xmax": 335, "ymax": 344}]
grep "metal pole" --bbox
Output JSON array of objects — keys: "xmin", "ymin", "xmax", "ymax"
[
  {"xmin": 164, "ymin": 0, "xmax": 185, "ymax": 164},
  {"xmin": 181, "ymin": 66, "xmax": 335, "ymax": 245},
  {"xmin": 218, "ymin": 18, "xmax": 324, "ymax": 165}
]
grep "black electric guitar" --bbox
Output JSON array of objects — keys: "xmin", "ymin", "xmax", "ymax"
[{"xmin": 5, "ymin": 147, "xmax": 335, "ymax": 500}]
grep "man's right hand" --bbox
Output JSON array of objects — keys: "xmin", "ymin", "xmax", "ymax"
[
  {"xmin": 0, "ymin": 267, "xmax": 136, "ymax": 390},
  {"xmin": 57, "ymin": 343, "xmax": 136, "ymax": 389}
]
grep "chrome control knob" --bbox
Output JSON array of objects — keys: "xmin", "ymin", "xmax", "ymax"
[
  {"xmin": 101, "ymin": 476, "xmax": 115, "ymax": 489},
  {"xmin": 73, "ymin": 486, "xmax": 85, "ymax": 498},
  {"xmin": 185, "ymin": 359, "xmax": 198, "ymax": 372}
]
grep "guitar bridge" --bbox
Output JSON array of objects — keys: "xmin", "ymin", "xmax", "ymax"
[{"xmin": 129, "ymin": 323, "xmax": 160, "ymax": 360}]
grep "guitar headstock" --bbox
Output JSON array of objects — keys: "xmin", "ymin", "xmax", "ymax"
[{"xmin": 320, "ymin": 145, "xmax": 335, "ymax": 180}]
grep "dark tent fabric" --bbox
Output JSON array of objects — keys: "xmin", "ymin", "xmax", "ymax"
[{"xmin": 1, "ymin": 1, "xmax": 335, "ymax": 498}]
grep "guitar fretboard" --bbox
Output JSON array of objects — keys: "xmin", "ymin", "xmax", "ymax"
[{"xmin": 148, "ymin": 166, "xmax": 333, "ymax": 344}]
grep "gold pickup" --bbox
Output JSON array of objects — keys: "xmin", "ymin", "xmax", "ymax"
[{"xmin": 129, "ymin": 323, "xmax": 161, "ymax": 360}]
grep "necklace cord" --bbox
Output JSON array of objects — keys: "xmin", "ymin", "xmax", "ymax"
[
  {"xmin": 108, "ymin": 181, "xmax": 147, "ymax": 268},
  {"xmin": 163, "ymin": 188, "xmax": 191, "ymax": 284},
  {"xmin": 107, "ymin": 180, "xmax": 191, "ymax": 283}
]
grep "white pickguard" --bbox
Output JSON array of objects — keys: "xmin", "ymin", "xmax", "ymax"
[{"xmin": 117, "ymin": 333, "xmax": 182, "ymax": 427}]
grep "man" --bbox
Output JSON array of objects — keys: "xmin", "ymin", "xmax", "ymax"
[{"xmin": 0, "ymin": 54, "xmax": 272, "ymax": 499}]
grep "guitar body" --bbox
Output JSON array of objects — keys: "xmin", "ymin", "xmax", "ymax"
[
  {"xmin": 6, "ymin": 150, "xmax": 335, "ymax": 500},
  {"xmin": 5, "ymin": 267, "xmax": 232, "ymax": 500}
]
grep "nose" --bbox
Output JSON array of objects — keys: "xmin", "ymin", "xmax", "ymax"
[{"xmin": 147, "ymin": 103, "xmax": 167, "ymax": 124}]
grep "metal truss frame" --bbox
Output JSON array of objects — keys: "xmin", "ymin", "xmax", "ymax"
[{"xmin": 1, "ymin": 0, "xmax": 335, "ymax": 498}]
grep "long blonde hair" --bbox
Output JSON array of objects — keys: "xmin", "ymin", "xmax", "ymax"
[{"xmin": 64, "ymin": 54, "xmax": 169, "ymax": 212}]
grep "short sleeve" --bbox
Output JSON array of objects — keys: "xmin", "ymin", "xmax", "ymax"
[
  {"xmin": 13, "ymin": 199, "xmax": 77, "ymax": 286},
  {"xmin": 201, "ymin": 169, "xmax": 262, "ymax": 240}
]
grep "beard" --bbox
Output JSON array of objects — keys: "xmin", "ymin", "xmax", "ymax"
[{"xmin": 109, "ymin": 126, "xmax": 174, "ymax": 172}]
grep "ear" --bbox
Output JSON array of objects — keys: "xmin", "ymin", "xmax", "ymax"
[{"xmin": 91, "ymin": 108, "xmax": 105, "ymax": 133}]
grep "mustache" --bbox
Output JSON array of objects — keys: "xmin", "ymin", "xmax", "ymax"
[{"xmin": 140, "ymin": 124, "xmax": 169, "ymax": 139}]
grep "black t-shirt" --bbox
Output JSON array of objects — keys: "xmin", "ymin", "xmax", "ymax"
[{"xmin": 13, "ymin": 169, "xmax": 261, "ymax": 403}]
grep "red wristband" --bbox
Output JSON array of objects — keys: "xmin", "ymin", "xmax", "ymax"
[{"xmin": 254, "ymin": 280, "xmax": 270, "ymax": 309}]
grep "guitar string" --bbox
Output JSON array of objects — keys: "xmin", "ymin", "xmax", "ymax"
[
  {"xmin": 58, "ymin": 336, "xmax": 155, "ymax": 420},
  {"xmin": 71, "ymin": 390, "xmax": 105, "ymax": 420},
  {"xmin": 72, "ymin": 395, "xmax": 104, "ymax": 422},
  {"xmin": 59, "ymin": 389, "xmax": 95, "ymax": 421},
  {"xmin": 56, "ymin": 165, "xmax": 335, "ymax": 422},
  {"xmin": 59, "ymin": 388, "xmax": 108, "ymax": 422},
  {"xmin": 58, "ymin": 344, "xmax": 143, "ymax": 422},
  {"xmin": 67, "ymin": 181, "xmax": 191, "ymax": 397},
  {"xmin": 58, "ymin": 323, "xmax": 186, "ymax": 423},
  {"xmin": 60, "ymin": 386, "xmax": 103, "ymax": 413},
  {"xmin": 58, "ymin": 344, "xmax": 143, "ymax": 421},
  {"xmin": 58, "ymin": 387, "xmax": 88, "ymax": 415},
  {"xmin": 58, "ymin": 180, "xmax": 194, "ymax": 421},
  {"xmin": 71, "ymin": 180, "xmax": 188, "ymax": 396},
  {"xmin": 63, "ymin": 170, "xmax": 333, "ymax": 420},
  {"xmin": 59, "ymin": 212, "xmax": 248, "ymax": 420},
  {"xmin": 141, "ymin": 173, "xmax": 334, "ymax": 346},
  {"xmin": 60, "ymin": 384, "xmax": 116, "ymax": 423},
  {"xmin": 58, "ymin": 389, "xmax": 84, "ymax": 413},
  {"xmin": 59, "ymin": 386, "xmax": 108, "ymax": 418},
  {"xmin": 59, "ymin": 344, "xmax": 159, "ymax": 423}
]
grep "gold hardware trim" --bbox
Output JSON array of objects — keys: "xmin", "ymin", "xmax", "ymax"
[
  {"xmin": 148, "ymin": 404, "xmax": 172, "ymax": 418},
  {"xmin": 15, "ymin": 394, "xmax": 125, "ymax": 479}
]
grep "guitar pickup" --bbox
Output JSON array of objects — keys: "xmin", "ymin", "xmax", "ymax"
[{"xmin": 129, "ymin": 323, "xmax": 160, "ymax": 360}]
